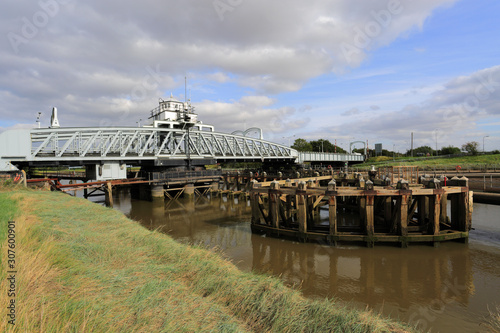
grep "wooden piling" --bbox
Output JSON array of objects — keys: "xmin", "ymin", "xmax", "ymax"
[
  {"xmin": 365, "ymin": 195, "xmax": 375, "ymax": 247},
  {"xmin": 297, "ymin": 181, "xmax": 307, "ymax": 237},
  {"xmin": 105, "ymin": 181, "xmax": 114, "ymax": 208},
  {"xmin": 249, "ymin": 175, "xmax": 471, "ymax": 247},
  {"xmin": 269, "ymin": 181, "xmax": 280, "ymax": 229}
]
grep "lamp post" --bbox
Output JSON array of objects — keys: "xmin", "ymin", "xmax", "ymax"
[
  {"xmin": 483, "ymin": 135, "xmax": 489, "ymax": 153},
  {"xmin": 434, "ymin": 128, "xmax": 439, "ymax": 156},
  {"xmin": 393, "ymin": 144, "xmax": 395, "ymax": 161},
  {"xmin": 282, "ymin": 135, "xmax": 295, "ymax": 147}
]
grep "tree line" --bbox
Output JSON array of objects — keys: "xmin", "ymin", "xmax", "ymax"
[
  {"xmin": 291, "ymin": 138, "xmax": 347, "ymax": 153},
  {"xmin": 291, "ymin": 138, "xmax": 496, "ymax": 156}
]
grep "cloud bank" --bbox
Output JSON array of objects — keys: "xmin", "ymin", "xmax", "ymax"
[{"xmin": 0, "ymin": 0, "xmax": 457, "ymax": 132}]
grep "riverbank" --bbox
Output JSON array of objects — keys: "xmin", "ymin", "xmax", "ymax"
[
  {"xmin": 356, "ymin": 153, "xmax": 500, "ymax": 171},
  {"xmin": 0, "ymin": 186, "xmax": 413, "ymax": 332}
]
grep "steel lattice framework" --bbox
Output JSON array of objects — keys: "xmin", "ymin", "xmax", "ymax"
[{"xmin": 29, "ymin": 127, "xmax": 298, "ymax": 162}]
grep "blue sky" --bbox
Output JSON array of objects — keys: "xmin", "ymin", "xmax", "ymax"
[{"xmin": 1, "ymin": 0, "xmax": 499, "ymax": 152}]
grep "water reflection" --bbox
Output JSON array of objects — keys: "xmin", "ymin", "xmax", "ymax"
[
  {"xmin": 113, "ymin": 189, "xmax": 500, "ymax": 332},
  {"xmin": 251, "ymin": 233, "xmax": 474, "ymax": 309}
]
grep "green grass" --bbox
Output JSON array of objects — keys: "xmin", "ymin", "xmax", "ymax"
[
  {"xmin": 356, "ymin": 154, "xmax": 500, "ymax": 170},
  {"xmin": 0, "ymin": 187, "xmax": 414, "ymax": 332},
  {"xmin": 0, "ymin": 193, "xmax": 18, "ymax": 258}
]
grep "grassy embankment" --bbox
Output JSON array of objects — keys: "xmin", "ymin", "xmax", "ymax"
[
  {"xmin": 0, "ymin": 185, "xmax": 413, "ymax": 332},
  {"xmin": 355, "ymin": 154, "xmax": 500, "ymax": 171}
]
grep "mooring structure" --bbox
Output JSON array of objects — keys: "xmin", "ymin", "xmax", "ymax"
[{"xmin": 249, "ymin": 175, "xmax": 472, "ymax": 247}]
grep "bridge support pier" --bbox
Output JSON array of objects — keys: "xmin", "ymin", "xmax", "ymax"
[
  {"xmin": 151, "ymin": 184, "xmax": 165, "ymax": 200},
  {"xmin": 184, "ymin": 184, "xmax": 195, "ymax": 199}
]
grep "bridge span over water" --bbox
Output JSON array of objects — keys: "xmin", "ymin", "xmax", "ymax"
[{"xmin": 1, "ymin": 126, "xmax": 364, "ymax": 175}]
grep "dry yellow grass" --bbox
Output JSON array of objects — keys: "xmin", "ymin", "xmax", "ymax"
[{"xmin": 0, "ymin": 188, "xmax": 415, "ymax": 332}]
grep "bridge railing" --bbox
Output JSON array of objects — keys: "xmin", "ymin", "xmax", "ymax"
[
  {"xmin": 28, "ymin": 127, "xmax": 298, "ymax": 161},
  {"xmin": 298, "ymin": 151, "xmax": 365, "ymax": 163},
  {"xmin": 148, "ymin": 169, "xmax": 223, "ymax": 181}
]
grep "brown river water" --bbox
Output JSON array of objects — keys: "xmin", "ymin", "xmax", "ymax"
[{"xmin": 107, "ymin": 190, "xmax": 500, "ymax": 333}]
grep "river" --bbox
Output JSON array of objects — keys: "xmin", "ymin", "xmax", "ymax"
[{"xmin": 109, "ymin": 190, "xmax": 500, "ymax": 332}]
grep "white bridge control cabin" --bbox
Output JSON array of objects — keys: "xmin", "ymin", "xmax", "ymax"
[{"xmin": 145, "ymin": 95, "xmax": 214, "ymax": 132}]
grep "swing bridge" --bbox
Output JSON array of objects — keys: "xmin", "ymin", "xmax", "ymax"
[{"xmin": 1, "ymin": 126, "xmax": 365, "ymax": 177}]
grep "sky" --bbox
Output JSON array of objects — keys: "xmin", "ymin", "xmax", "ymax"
[{"xmin": 1, "ymin": 0, "xmax": 499, "ymax": 153}]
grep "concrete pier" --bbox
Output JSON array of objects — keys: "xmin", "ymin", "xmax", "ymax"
[
  {"xmin": 184, "ymin": 184, "xmax": 195, "ymax": 198},
  {"xmin": 151, "ymin": 184, "xmax": 165, "ymax": 200}
]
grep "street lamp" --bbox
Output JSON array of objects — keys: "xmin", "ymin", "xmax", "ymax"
[
  {"xmin": 282, "ymin": 135, "xmax": 295, "ymax": 147},
  {"xmin": 393, "ymin": 144, "xmax": 395, "ymax": 161},
  {"xmin": 483, "ymin": 135, "xmax": 489, "ymax": 153},
  {"xmin": 434, "ymin": 128, "xmax": 439, "ymax": 156}
]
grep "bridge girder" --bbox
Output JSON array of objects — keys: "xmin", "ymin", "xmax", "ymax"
[
  {"xmin": 26, "ymin": 127, "xmax": 297, "ymax": 164},
  {"xmin": 1, "ymin": 127, "xmax": 365, "ymax": 170}
]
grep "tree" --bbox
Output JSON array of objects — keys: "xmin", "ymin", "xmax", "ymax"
[
  {"xmin": 440, "ymin": 146, "xmax": 461, "ymax": 155},
  {"xmin": 412, "ymin": 145, "xmax": 434, "ymax": 156},
  {"xmin": 310, "ymin": 139, "xmax": 336, "ymax": 153},
  {"xmin": 336, "ymin": 146, "xmax": 347, "ymax": 154},
  {"xmin": 291, "ymin": 138, "xmax": 312, "ymax": 152},
  {"xmin": 462, "ymin": 141, "xmax": 479, "ymax": 155}
]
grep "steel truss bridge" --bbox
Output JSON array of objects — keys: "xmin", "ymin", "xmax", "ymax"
[{"xmin": 0, "ymin": 127, "xmax": 365, "ymax": 176}]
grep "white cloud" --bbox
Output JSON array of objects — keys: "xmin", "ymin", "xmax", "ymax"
[
  {"xmin": 0, "ymin": 0, "xmax": 461, "ymax": 138},
  {"xmin": 196, "ymin": 95, "xmax": 310, "ymax": 141},
  {"xmin": 342, "ymin": 107, "xmax": 360, "ymax": 116},
  {"xmin": 320, "ymin": 65, "xmax": 500, "ymax": 149}
]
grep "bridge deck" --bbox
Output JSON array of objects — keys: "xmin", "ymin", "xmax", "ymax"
[{"xmin": 0, "ymin": 127, "xmax": 365, "ymax": 170}]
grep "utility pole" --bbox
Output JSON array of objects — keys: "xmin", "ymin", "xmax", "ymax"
[
  {"xmin": 411, "ymin": 132, "xmax": 414, "ymax": 157},
  {"xmin": 483, "ymin": 135, "xmax": 489, "ymax": 153},
  {"xmin": 434, "ymin": 128, "xmax": 439, "ymax": 156}
]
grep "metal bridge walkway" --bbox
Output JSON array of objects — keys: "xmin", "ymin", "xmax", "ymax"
[{"xmin": 0, "ymin": 127, "xmax": 365, "ymax": 173}]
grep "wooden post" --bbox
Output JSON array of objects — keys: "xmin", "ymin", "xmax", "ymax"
[
  {"xmin": 399, "ymin": 194, "xmax": 409, "ymax": 247},
  {"xmin": 440, "ymin": 194, "xmax": 448, "ymax": 225},
  {"xmin": 429, "ymin": 194, "xmax": 441, "ymax": 236},
  {"xmin": 359, "ymin": 197, "xmax": 366, "ymax": 225},
  {"xmin": 365, "ymin": 195, "xmax": 375, "ymax": 247},
  {"xmin": 327, "ymin": 180, "xmax": 337, "ymax": 245},
  {"xmin": 105, "ymin": 182, "xmax": 114, "ymax": 208},
  {"xmin": 285, "ymin": 195, "xmax": 292, "ymax": 224},
  {"xmin": 429, "ymin": 193, "xmax": 441, "ymax": 247},
  {"xmin": 297, "ymin": 182, "xmax": 307, "ymax": 237},
  {"xmin": 467, "ymin": 191, "xmax": 473, "ymax": 232},
  {"xmin": 450, "ymin": 193, "xmax": 459, "ymax": 230},
  {"xmin": 306, "ymin": 180, "xmax": 315, "ymax": 226},
  {"xmin": 250, "ymin": 181, "xmax": 261, "ymax": 225},
  {"xmin": 269, "ymin": 181, "xmax": 280, "ymax": 229},
  {"xmin": 21, "ymin": 170, "xmax": 27, "ymax": 187},
  {"xmin": 328, "ymin": 196, "xmax": 337, "ymax": 239},
  {"xmin": 457, "ymin": 192, "xmax": 469, "ymax": 232}
]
